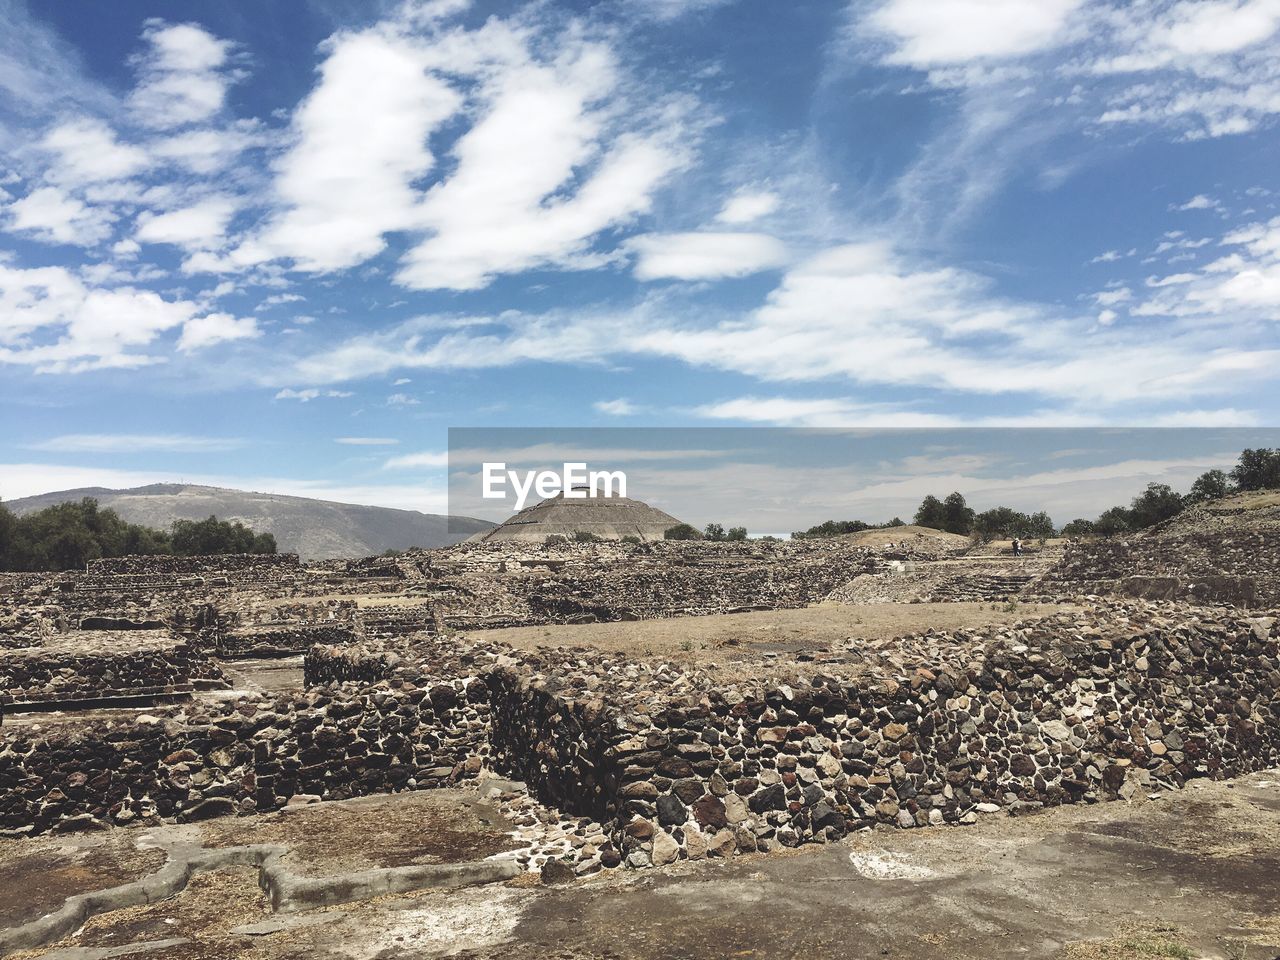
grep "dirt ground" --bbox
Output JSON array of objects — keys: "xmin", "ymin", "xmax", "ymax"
[
  {"xmin": 467, "ymin": 600, "xmax": 1072, "ymax": 664},
  {"xmin": 0, "ymin": 833, "xmax": 167, "ymax": 930},
  {"xmin": 197, "ymin": 791, "xmax": 519, "ymax": 873},
  {"xmin": 6, "ymin": 771, "xmax": 1277, "ymax": 960}
]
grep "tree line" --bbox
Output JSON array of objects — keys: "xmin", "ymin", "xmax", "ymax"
[
  {"xmin": 793, "ymin": 447, "xmax": 1280, "ymax": 543},
  {"xmin": 0, "ymin": 498, "xmax": 277, "ymax": 572}
]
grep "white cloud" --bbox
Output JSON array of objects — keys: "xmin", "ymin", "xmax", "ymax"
[
  {"xmin": 274, "ymin": 387, "xmax": 352, "ymax": 401},
  {"xmin": 288, "ymin": 240, "xmax": 1280, "ymax": 417},
  {"xmin": 594, "ymin": 398, "xmax": 641, "ymax": 416},
  {"xmin": 150, "ymin": 125, "xmax": 263, "ymax": 174},
  {"xmin": 336, "ymin": 437, "xmax": 400, "ymax": 445},
  {"xmin": 38, "ymin": 118, "xmax": 150, "ymax": 186},
  {"xmin": 716, "ymin": 190, "xmax": 780, "ymax": 224},
  {"xmin": 394, "ymin": 25, "xmax": 696, "ymax": 290},
  {"xmin": 136, "ymin": 196, "xmax": 237, "ymax": 252},
  {"xmin": 0, "ymin": 263, "xmax": 199, "ymax": 372},
  {"xmin": 6, "ymin": 185, "xmax": 114, "ymax": 245},
  {"xmin": 383, "ymin": 450, "xmax": 449, "ymax": 469},
  {"xmin": 28, "ymin": 433, "xmax": 242, "ymax": 453},
  {"xmin": 386, "ymin": 392, "xmax": 420, "ymax": 406},
  {"xmin": 1174, "ymin": 194, "xmax": 1222, "ymax": 211},
  {"xmin": 177, "ymin": 312, "xmax": 260, "ymax": 351},
  {"xmin": 867, "ymin": 0, "xmax": 1085, "ymax": 66},
  {"xmin": 128, "ymin": 21, "xmax": 239, "ymax": 128},
  {"xmin": 628, "ymin": 231, "xmax": 788, "ymax": 280},
  {"xmin": 234, "ymin": 26, "xmax": 461, "ymax": 273}
]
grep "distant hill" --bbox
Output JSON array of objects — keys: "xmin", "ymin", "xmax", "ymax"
[{"xmin": 4, "ymin": 483, "xmax": 494, "ymax": 560}]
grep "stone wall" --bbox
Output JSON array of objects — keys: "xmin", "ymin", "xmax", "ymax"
[
  {"xmin": 5, "ymin": 601, "xmax": 1276, "ymax": 868},
  {"xmin": 1037, "ymin": 532, "xmax": 1280, "ymax": 607},
  {"xmin": 215, "ymin": 624, "xmax": 356, "ymax": 658},
  {"xmin": 85, "ymin": 554, "xmax": 300, "ymax": 576},
  {"xmin": 0, "ymin": 632, "xmax": 226, "ymax": 706},
  {"xmin": 0, "ymin": 676, "xmax": 489, "ymax": 836},
  {"xmin": 483, "ymin": 604, "xmax": 1280, "ymax": 868}
]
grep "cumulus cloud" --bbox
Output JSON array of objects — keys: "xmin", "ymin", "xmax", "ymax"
[
  {"xmin": 627, "ymin": 231, "xmax": 788, "ymax": 280},
  {"xmin": 395, "ymin": 29, "xmax": 696, "ymax": 290},
  {"xmin": 38, "ymin": 118, "xmax": 150, "ymax": 187},
  {"xmin": 0, "ymin": 263, "xmax": 200, "ymax": 372},
  {"xmin": 177, "ymin": 312, "xmax": 260, "ymax": 351},
  {"xmin": 335, "ymin": 437, "xmax": 400, "ymax": 445},
  {"xmin": 128, "ymin": 20, "xmax": 240, "ymax": 128},
  {"xmin": 136, "ymin": 196, "xmax": 238, "ymax": 252},
  {"xmin": 6, "ymin": 185, "xmax": 114, "ymax": 245},
  {"xmin": 233, "ymin": 27, "xmax": 461, "ymax": 273}
]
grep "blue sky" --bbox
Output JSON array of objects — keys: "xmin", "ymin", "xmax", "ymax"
[{"xmin": 1, "ymin": 0, "xmax": 1279, "ymax": 516}]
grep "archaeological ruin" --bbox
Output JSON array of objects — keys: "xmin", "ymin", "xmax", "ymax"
[{"xmin": 1, "ymin": 490, "xmax": 1278, "ymax": 953}]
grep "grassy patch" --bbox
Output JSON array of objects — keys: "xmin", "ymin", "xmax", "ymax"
[{"xmin": 1064, "ymin": 926, "xmax": 1196, "ymax": 960}]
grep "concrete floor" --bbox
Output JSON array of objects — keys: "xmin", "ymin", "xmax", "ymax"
[{"xmin": 4, "ymin": 771, "xmax": 1278, "ymax": 960}]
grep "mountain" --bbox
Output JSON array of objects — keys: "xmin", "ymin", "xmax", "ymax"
[{"xmin": 4, "ymin": 483, "xmax": 494, "ymax": 560}]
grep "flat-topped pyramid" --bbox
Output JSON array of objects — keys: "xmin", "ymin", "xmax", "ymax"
[{"xmin": 474, "ymin": 491, "xmax": 686, "ymax": 543}]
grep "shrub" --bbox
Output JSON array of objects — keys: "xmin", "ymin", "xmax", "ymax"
[{"xmin": 664, "ymin": 523, "xmax": 700, "ymax": 541}]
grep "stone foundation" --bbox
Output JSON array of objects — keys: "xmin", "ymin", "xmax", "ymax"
[{"xmin": 0, "ymin": 631, "xmax": 226, "ymax": 706}]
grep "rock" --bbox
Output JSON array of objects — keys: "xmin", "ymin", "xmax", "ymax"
[
  {"xmin": 652, "ymin": 830, "xmax": 681, "ymax": 866},
  {"xmin": 540, "ymin": 859, "xmax": 576, "ymax": 885},
  {"xmin": 692, "ymin": 795, "xmax": 729, "ymax": 830},
  {"xmin": 1040, "ymin": 720, "xmax": 1073, "ymax": 742},
  {"xmin": 657, "ymin": 794, "xmax": 686, "ymax": 826}
]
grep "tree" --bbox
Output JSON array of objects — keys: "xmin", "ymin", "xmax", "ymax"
[
  {"xmin": 703, "ymin": 523, "xmax": 726, "ymax": 542},
  {"xmin": 1187, "ymin": 469, "xmax": 1230, "ymax": 503},
  {"xmin": 1128, "ymin": 483, "xmax": 1184, "ymax": 529},
  {"xmin": 885, "ymin": 517, "xmax": 905, "ymax": 527},
  {"xmin": 664, "ymin": 523, "xmax": 700, "ymax": 541},
  {"xmin": 1026, "ymin": 511, "xmax": 1056, "ymax": 542},
  {"xmin": 1060, "ymin": 518, "xmax": 1096, "ymax": 538},
  {"xmin": 941, "ymin": 492, "xmax": 975, "ymax": 535},
  {"xmin": 1230, "ymin": 448, "xmax": 1280, "ymax": 491},
  {"xmin": 913, "ymin": 495, "xmax": 946, "ymax": 530},
  {"xmin": 726, "ymin": 526, "xmax": 748, "ymax": 541},
  {"xmin": 1094, "ymin": 506, "xmax": 1133, "ymax": 537},
  {"xmin": 972, "ymin": 506, "xmax": 1030, "ymax": 542}
]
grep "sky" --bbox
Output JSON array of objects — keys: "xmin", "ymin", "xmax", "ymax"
[
  {"xmin": 1, "ymin": 0, "xmax": 1279, "ymax": 521},
  {"xmin": 447, "ymin": 427, "xmax": 1280, "ymax": 532}
]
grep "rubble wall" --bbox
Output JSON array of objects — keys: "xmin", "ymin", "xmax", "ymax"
[
  {"xmin": 0, "ymin": 677, "xmax": 489, "ymax": 836},
  {"xmin": 85, "ymin": 554, "xmax": 300, "ymax": 576},
  {"xmin": 0, "ymin": 638, "xmax": 225, "ymax": 706},
  {"xmin": 484, "ymin": 609, "xmax": 1280, "ymax": 867},
  {"xmin": 215, "ymin": 624, "xmax": 356, "ymax": 657},
  {"xmin": 1038, "ymin": 532, "xmax": 1280, "ymax": 606}
]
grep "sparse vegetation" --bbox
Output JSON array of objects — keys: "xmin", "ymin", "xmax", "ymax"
[
  {"xmin": 791, "ymin": 517, "xmax": 904, "ymax": 540},
  {"xmin": 571, "ymin": 530, "xmax": 603, "ymax": 543}
]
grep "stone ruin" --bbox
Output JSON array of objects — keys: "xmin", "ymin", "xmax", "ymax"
[{"xmin": 0, "ymin": 519, "xmax": 1277, "ymax": 882}]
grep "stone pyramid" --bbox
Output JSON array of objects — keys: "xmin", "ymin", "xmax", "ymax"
[{"xmin": 473, "ymin": 491, "xmax": 686, "ymax": 543}]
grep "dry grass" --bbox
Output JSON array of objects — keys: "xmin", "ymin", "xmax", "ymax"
[
  {"xmin": 1062, "ymin": 926, "xmax": 1195, "ymax": 960},
  {"xmin": 469, "ymin": 600, "xmax": 1073, "ymax": 665}
]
